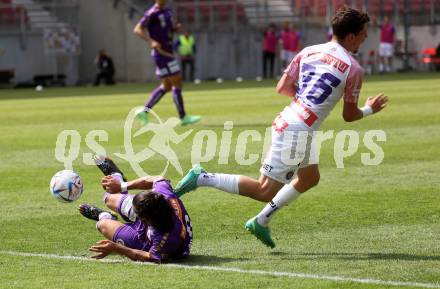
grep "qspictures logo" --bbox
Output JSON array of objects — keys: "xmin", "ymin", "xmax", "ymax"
[{"xmin": 54, "ymin": 107, "xmax": 386, "ymax": 177}]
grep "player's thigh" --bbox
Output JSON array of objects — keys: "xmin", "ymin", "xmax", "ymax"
[
  {"xmin": 161, "ymin": 77, "xmax": 172, "ymax": 91},
  {"xmin": 238, "ymin": 174, "xmax": 284, "ymax": 202},
  {"xmin": 105, "ymin": 193, "xmax": 125, "ymax": 212},
  {"xmin": 96, "ymin": 219, "xmax": 125, "ymax": 240},
  {"xmin": 168, "ymin": 73, "xmax": 183, "ymax": 88},
  {"xmin": 258, "ymin": 174, "xmax": 285, "ymax": 200},
  {"xmin": 111, "ymin": 219, "xmax": 147, "ymax": 250}
]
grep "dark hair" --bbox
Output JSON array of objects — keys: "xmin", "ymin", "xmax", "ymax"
[
  {"xmin": 132, "ymin": 191, "xmax": 174, "ymax": 232},
  {"xmin": 331, "ymin": 6, "xmax": 370, "ymax": 40}
]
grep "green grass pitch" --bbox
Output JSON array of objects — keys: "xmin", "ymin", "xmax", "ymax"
[{"xmin": 0, "ymin": 73, "xmax": 439, "ymax": 289}]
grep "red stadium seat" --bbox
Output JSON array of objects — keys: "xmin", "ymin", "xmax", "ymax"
[
  {"xmin": 217, "ymin": 4, "xmax": 231, "ymax": 22},
  {"xmin": 236, "ymin": 4, "xmax": 246, "ymax": 22},
  {"xmin": 199, "ymin": 2, "xmax": 211, "ymax": 23}
]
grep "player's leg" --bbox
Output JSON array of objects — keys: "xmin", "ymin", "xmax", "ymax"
[
  {"xmin": 379, "ymin": 43, "xmax": 387, "ymax": 73},
  {"xmin": 96, "ymin": 219, "xmax": 125, "ymax": 240},
  {"xmin": 262, "ymin": 51, "xmax": 267, "ymax": 78},
  {"xmin": 94, "ymin": 155, "xmax": 127, "ymax": 181},
  {"xmin": 146, "ymin": 78, "xmax": 172, "ymax": 111},
  {"xmin": 246, "ymin": 164, "xmax": 320, "ymax": 248},
  {"xmin": 255, "ymin": 164, "xmax": 320, "ymax": 226},
  {"xmin": 169, "ymin": 73, "xmax": 201, "ymax": 125},
  {"xmin": 100, "ymin": 193, "xmax": 146, "ymax": 249},
  {"xmin": 81, "ymin": 203, "xmax": 144, "ymax": 249},
  {"xmin": 136, "ymin": 78, "xmax": 172, "ymax": 124},
  {"xmin": 189, "ymin": 58, "xmax": 195, "ymax": 82},
  {"xmin": 175, "ymin": 165, "xmax": 284, "ymax": 202},
  {"xmin": 269, "ymin": 52, "xmax": 275, "ymax": 78}
]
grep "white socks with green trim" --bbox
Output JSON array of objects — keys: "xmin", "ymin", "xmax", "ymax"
[{"xmin": 197, "ymin": 173, "xmax": 240, "ymax": 194}]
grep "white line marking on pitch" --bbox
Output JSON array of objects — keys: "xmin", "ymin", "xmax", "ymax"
[{"xmin": 1, "ymin": 250, "xmax": 439, "ymax": 288}]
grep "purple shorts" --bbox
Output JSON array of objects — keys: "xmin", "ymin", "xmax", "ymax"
[
  {"xmin": 152, "ymin": 52, "xmax": 180, "ymax": 78},
  {"xmin": 112, "ymin": 194, "xmax": 150, "ymax": 251}
]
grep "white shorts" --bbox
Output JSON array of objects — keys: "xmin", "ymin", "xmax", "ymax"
[
  {"xmin": 379, "ymin": 42, "xmax": 394, "ymax": 57},
  {"xmin": 260, "ymin": 114, "xmax": 318, "ymax": 184}
]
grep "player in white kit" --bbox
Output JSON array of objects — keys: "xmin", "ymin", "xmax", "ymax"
[{"xmin": 175, "ymin": 6, "xmax": 388, "ymax": 248}]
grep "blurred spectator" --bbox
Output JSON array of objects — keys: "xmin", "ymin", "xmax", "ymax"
[
  {"xmin": 378, "ymin": 16, "xmax": 395, "ymax": 73},
  {"xmin": 94, "ymin": 49, "xmax": 115, "ymax": 86},
  {"xmin": 280, "ymin": 22, "xmax": 291, "ymax": 69},
  {"xmin": 287, "ymin": 24, "xmax": 301, "ymax": 64},
  {"xmin": 175, "ymin": 29, "xmax": 196, "ymax": 82},
  {"xmin": 262, "ymin": 24, "xmax": 278, "ymax": 79},
  {"xmin": 280, "ymin": 23, "xmax": 301, "ymax": 70}
]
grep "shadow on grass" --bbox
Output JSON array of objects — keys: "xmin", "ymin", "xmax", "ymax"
[
  {"xmin": 290, "ymin": 252, "xmax": 440, "ymax": 261},
  {"xmin": 176, "ymin": 254, "xmax": 249, "ymax": 265}
]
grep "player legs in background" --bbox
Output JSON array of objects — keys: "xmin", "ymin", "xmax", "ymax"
[{"xmin": 136, "ymin": 58, "xmax": 200, "ymax": 126}]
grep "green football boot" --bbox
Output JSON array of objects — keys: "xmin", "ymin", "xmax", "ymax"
[
  {"xmin": 181, "ymin": 115, "xmax": 201, "ymax": 126},
  {"xmin": 135, "ymin": 107, "xmax": 149, "ymax": 124},
  {"xmin": 174, "ymin": 165, "xmax": 205, "ymax": 197},
  {"xmin": 245, "ymin": 217, "xmax": 276, "ymax": 248}
]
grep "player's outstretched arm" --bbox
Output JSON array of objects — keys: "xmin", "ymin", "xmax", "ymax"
[
  {"xmin": 90, "ymin": 240, "xmax": 155, "ymax": 262},
  {"xmin": 133, "ymin": 23, "xmax": 153, "ymax": 45},
  {"xmin": 343, "ymin": 93, "xmax": 388, "ymax": 122},
  {"xmin": 101, "ymin": 175, "xmax": 163, "ymax": 194},
  {"xmin": 276, "ymin": 73, "xmax": 297, "ymax": 98}
]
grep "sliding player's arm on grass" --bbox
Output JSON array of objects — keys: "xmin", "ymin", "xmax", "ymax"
[
  {"xmin": 342, "ymin": 67, "xmax": 388, "ymax": 122},
  {"xmin": 101, "ymin": 175, "xmax": 163, "ymax": 194},
  {"xmin": 89, "ymin": 240, "xmax": 159, "ymax": 263}
]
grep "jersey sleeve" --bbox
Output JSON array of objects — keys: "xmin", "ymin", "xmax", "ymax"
[
  {"xmin": 138, "ymin": 12, "xmax": 151, "ymax": 27},
  {"xmin": 344, "ymin": 63, "xmax": 363, "ymax": 104}
]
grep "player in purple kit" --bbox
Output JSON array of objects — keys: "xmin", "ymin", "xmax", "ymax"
[
  {"xmin": 79, "ymin": 155, "xmax": 192, "ymax": 263},
  {"xmin": 133, "ymin": 0, "xmax": 200, "ymax": 126}
]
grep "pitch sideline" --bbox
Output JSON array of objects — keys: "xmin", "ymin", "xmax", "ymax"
[{"xmin": 0, "ymin": 250, "xmax": 439, "ymax": 289}]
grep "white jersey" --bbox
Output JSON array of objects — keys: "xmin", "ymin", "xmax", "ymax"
[{"xmin": 281, "ymin": 41, "xmax": 364, "ymax": 131}]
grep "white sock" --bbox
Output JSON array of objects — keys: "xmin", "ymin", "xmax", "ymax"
[
  {"xmin": 98, "ymin": 212, "xmax": 113, "ymax": 220},
  {"xmin": 95, "ymin": 212, "xmax": 113, "ymax": 230},
  {"xmin": 197, "ymin": 173, "xmax": 240, "ymax": 194},
  {"xmin": 256, "ymin": 184, "xmax": 301, "ymax": 227}
]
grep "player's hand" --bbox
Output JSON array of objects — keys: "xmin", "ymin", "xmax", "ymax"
[
  {"xmin": 89, "ymin": 240, "xmax": 120, "ymax": 259},
  {"xmin": 101, "ymin": 175, "xmax": 122, "ymax": 194},
  {"xmin": 150, "ymin": 40, "xmax": 161, "ymax": 50},
  {"xmin": 365, "ymin": 93, "xmax": 388, "ymax": 113}
]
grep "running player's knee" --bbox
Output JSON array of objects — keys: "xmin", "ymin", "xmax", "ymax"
[
  {"xmin": 104, "ymin": 195, "xmax": 118, "ymax": 212},
  {"xmin": 96, "ymin": 219, "xmax": 109, "ymax": 234},
  {"xmin": 259, "ymin": 183, "xmax": 278, "ymax": 202}
]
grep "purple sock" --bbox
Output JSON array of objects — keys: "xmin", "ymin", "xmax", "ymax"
[
  {"xmin": 145, "ymin": 86, "xmax": 166, "ymax": 111},
  {"xmin": 172, "ymin": 88, "xmax": 186, "ymax": 119}
]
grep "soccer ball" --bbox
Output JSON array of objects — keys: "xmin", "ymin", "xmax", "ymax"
[{"xmin": 50, "ymin": 170, "xmax": 83, "ymax": 202}]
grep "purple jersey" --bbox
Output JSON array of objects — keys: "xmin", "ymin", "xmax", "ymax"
[
  {"xmin": 113, "ymin": 179, "xmax": 192, "ymax": 263},
  {"xmin": 147, "ymin": 179, "xmax": 192, "ymax": 261},
  {"xmin": 138, "ymin": 4, "xmax": 174, "ymax": 55}
]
